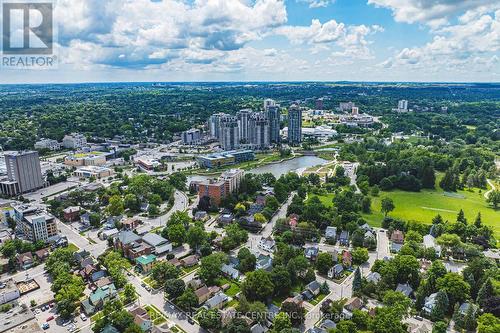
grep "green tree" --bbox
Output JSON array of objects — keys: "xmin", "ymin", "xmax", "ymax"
[
  {"xmin": 281, "ymin": 300, "xmax": 305, "ymax": 327},
  {"xmin": 476, "ymin": 278, "xmax": 493, "ymax": 307},
  {"xmin": 237, "ymin": 248, "xmax": 256, "ymax": 273},
  {"xmin": 382, "ymin": 291, "xmax": 411, "ymax": 317},
  {"xmin": 273, "ymin": 312, "xmax": 292, "ymax": 332},
  {"xmin": 107, "ymin": 195, "xmax": 124, "ymax": 216},
  {"xmin": 123, "ymin": 283, "xmax": 137, "ymax": 304},
  {"xmin": 124, "ymin": 193, "xmax": 140, "ymax": 212},
  {"xmin": 176, "ymin": 288, "xmax": 198, "ymax": 311},
  {"xmin": 370, "ymin": 307, "xmax": 406, "ymax": 333},
  {"xmin": 196, "ymin": 308, "xmax": 221, "ymax": 330},
  {"xmin": 432, "ymin": 322, "xmax": 448, "ymax": 333},
  {"xmin": 151, "ymin": 261, "xmax": 179, "ymax": 285},
  {"xmin": 187, "ymin": 225, "xmax": 207, "ymax": 251},
  {"xmin": 477, "ymin": 313, "xmax": 500, "ymax": 333},
  {"xmin": 381, "ymin": 197, "xmax": 395, "ymax": 217},
  {"xmin": 199, "ymin": 252, "xmax": 227, "ymax": 285},
  {"xmin": 164, "ymin": 278, "xmax": 185, "ymax": 299},
  {"xmin": 486, "ymin": 190, "xmax": 500, "ymax": 209},
  {"xmin": 352, "ymin": 267, "xmax": 362, "ymax": 294},
  {"xmin": 167, "ymin": 223, "xmax": 186, "ymax": 246},
  {"xmin": 463, "ymin": 304, "xmax": 477, "ymax": 332},
  {"xmin": 430, "ymin": 291, "xmax": 449, "ymax": 321},
  {"xmin": 351, "ymin": 248, "xmax": 369, "ymax": 265},
  {"xmin": 270, "ymin": 265, "xmax": 292, "ymax": 296},
  {"xmin": 436, "ymin": 273, "xmax": 470, "ymax": 306},
  {"xmin": 225, "ymin": 318, "xmax": 251, "ymax": 333},
  {"xmin": 336, "ymin": 320, "xmax": 357, "ymax": 333},
  {"xmin": 316, "ymin": 252, "xmax": 333, "ymax": 275},
  {"xmin": 241, "ymin": 269, "xmax": 274, "ymax": 302}
]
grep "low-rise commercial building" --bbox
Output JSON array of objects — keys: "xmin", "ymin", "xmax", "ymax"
[
  {"xmin": 34, "ymin": 138, "xmax": 61, "ymax": 151},
  {"xmin": 65, "ymin": 152, "xmax": 106, "ymax": 166},
  {"xmin": 196, "ymin": 150, "xmax": 254, "ymax": 169},
  {"xmin": 74, "ymin": 166, "xmax": 113, "ymax": 178}
]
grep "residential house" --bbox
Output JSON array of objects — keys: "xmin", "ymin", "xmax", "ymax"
[
  {"xmin": 391, "ymin": 243, "xmax": 403, "ymax": 253},
  {"xmin": 344, "ymin": 297, "xmax": 363, "ymax": 312},
  {"xmin": 258, "ymin": 236, "xmax": 276, "ymax": 252},
  {"xmin": 251, "ymin": 323, "xmax": 266, "ymax": 333},
  {"xmin": 423, "ymin": 234, "xmax": 442, "ymax": 257},
  {"xmin": 422, "ymin": 292, "xmax": 438, "ymax": 315},
  {"xmin": 181, "ymin": 255, "xmax": 199, "ymax": 267},
  {"xmin": 306, "ymin": 280, "xmax": 321, "ymax": 296},
  {"xmin": 122, "ymin": 218, "xmax": 140, "ymax": 231},
  {"xmin": 325, "ymin": 226, "xmax": 337, "ymax": 243},
  {"xmin": 100, "ymin": 228, "xmax": 119, "ymax": 240},
  {"xmin": 81, "ymin": 284, "xmax": 117, "ymax": 315},
  {"xmin": 289, "ymin": 214, "xmax": 299, "ymax": 229},
  {"xmin": 339, "ymin": 230, "xmax": 349, "ymax": 246},
  {"xmin": 218, "ymin": 213, "xmax": 234, "ymax": 225},
  {"xmin": 152, "ymin": 323, "xmax": 172, "ymax": 333},
  {"xmin": 142, "ymin": 233, "xmax": 172, "ymax": 255},
  {"xmin": 79, "ymin": 264, "xmax": 98, "ymax": 281},
  {"xmin": 80, "ymin": 212, "xmax": 91, "ymax": 226},
  {"xmin": 16, "ymin": 252, "xmax": 33, "ymax": 269},
  {"xmin": 305, "ymin": 246, "xmax": 319, "ymax": 261},
  {"xmin": 168, "ymin": 257, "xmax": 182, "ymax": 268},
  {"xmin": 364, "ymin": 230, "xmax": 375, "ymax": 240},
  {"xmin": 34, "ymin": 248, "xmax": 49, "ymax": 262},
  {"xmin": 366, "ymin": 272, "xmax": 381, "ymax": 284},
  {"xmin": 204, "ymin": 292, "xmax": 229, "ymax": 309},
  {"xmin": 391, "ymin": 230, "xmax": 404, "ymax": 244},
  {"xmin": 255, "ymin": 254, "xmax": 273, "ymax": 271},
  {"xmin": 113, "ymin": 231, "xmax": 152, "ymax": 260},
  {"xmin": 194, "ymin": 211, "xmax": 209, "ymax": 221},
  {"xmin": 328, "ymin": 264, "xmax": 344, "ymax": 279},
  {"xmin": 136, "ymin": 254, "xmax": 157, "ymax": 273},
  {"xmin": 221, "ymin": 264, "xmax": 240, "ymax": 280},
  {"xmin": 360, "ymin": 223, "xmax": 372, "ymax": 232},
  {"xmin": 130, "ymin": 306, "xmax": 152, "ymax": 332},
  {"xmin": 74, "ymin": 250, "xmax": 91, "ymax": 267},
  {"xmin": 395, "ymin": 283, "xmax": 413, "ymax": 297},
  {"xmin": 187, "ymin": 278, "xmax": 203, "ymax": 290},
  {"xmin": 342, "ymin": 251, "xmax": 352, "ymax": 267},
  {"xmin": 95, "ymin": 276, "xmax": 113, "ymax": 289},
  {"xmin": 63, "ymin": 206, "xmax": 81, "ymax": 222},
  {"xmin": 319, "ymin": 319, "xmax": 336, "ymax": 331},
  {"xmin": 458, "ymin": 302, "xmax": 477, "ymax": 316},
  {"xmin": 305, "ymin": 328, "xmax": 326, "ymax": 333}
]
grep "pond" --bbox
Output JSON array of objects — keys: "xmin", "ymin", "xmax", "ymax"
[
  {"xmin": 249, "ymin": 155, "xmax": 327, "ymax": 178},
  {"xmin": 187, "ymin": 155, "xmax": 328, "ymax": 183}
]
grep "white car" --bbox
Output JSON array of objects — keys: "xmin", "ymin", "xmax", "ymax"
[{"xmin": 80, "ymin": 313, "xmax": 87, "ymax": 321}]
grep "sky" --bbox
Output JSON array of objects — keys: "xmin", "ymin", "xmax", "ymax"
[{"xmin": 1, "ymin": 0, "xmax": 499, "ymax": 83}]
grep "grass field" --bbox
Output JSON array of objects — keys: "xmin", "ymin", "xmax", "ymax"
[{"xmin": 312, "ymin": 184, "xmax": 500, "ymax": 236}]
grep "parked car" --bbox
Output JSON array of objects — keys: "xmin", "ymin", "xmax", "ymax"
[
  {"xmin": 46, "ymin": 316, "xmax": 54, "ymax": 321},
  {"xmin": 42, "ymin": 323, "xmax": 50, "ymax": 330},
  {"xmin": 80, "ymin": 313, "xmax": 87, "ymax": 321}
]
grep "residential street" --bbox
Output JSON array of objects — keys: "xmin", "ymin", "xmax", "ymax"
[{"xmin": 303, "ymin": 228, "xmax": 390, "ymax": 330}]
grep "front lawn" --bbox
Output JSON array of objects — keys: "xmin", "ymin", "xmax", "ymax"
[{"xmin": 145, "ymin": 304, "xmax": 167, "ymax": 325}]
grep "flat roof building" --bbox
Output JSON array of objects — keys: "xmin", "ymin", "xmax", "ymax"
[{"xmin": 0, "ymin": 151, "xmax": 43, "ymax": 196}]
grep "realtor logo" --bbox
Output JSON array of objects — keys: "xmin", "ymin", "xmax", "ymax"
[{"xmin": 1, "ymin": 1, "xmax": 56, "ymax": 68}]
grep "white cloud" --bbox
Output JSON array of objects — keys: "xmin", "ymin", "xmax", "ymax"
[
  {"xmin": 367, "ymin": 0, "xmax": 499, "ymax": 27},
  {"xmin": 55, "ymin": 0, "xmax": 288, "ymax": 68},
  {"xmin": 380, "ymin": 8, "xmax": 500, "ymax": 74},
  {"xmin": 298, "ymin": 0, "xmax": 335, "ymax": 8},
  {"xmin": 276, "ymin": 19, "xmax": 382, "ymax": 59}
]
